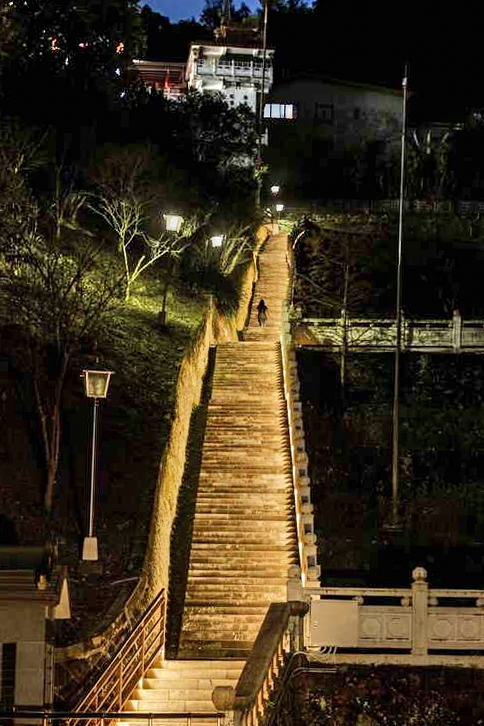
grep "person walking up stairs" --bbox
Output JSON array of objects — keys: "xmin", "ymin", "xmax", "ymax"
[{"xmin": 127, "ymin": 232, "xmax": 299, "ymax": 721}]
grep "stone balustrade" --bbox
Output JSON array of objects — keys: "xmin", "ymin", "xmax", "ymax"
[
  {"xmin": 293, "ymin": 311, "xmax": 484, "ymax": 353},
  {"xmin": 286, "ymin": 566, "xmax": 484, "ymax": 664},
  {"xmin": 280, "ymin": 304, "xmax": 320, "ymax": 586}
]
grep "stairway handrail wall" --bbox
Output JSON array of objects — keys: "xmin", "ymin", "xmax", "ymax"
[
  {"xmin": 212, "ymin": 602, "xmax": 307, "ymax": 726},
  {"xmin": 280, "ymin": 299, "xmax": 320, "ymax": 586},
  {"xmin": 73, "ymin": 589, "xmax": 166, "ymax": 717}
]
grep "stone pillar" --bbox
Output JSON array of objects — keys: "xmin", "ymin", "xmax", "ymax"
[
  {"xmin": 411, "ymin": 566, "xmax": 429, "ymax": 656},
  {"xmin": 287, "ymin": 565, "xmax": 304, "ymax": 603}
]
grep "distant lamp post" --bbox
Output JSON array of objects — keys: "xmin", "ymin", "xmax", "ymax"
[
  {"xmin": 81, "ymin": 368, "xmax": 114, "ymax": 561},
  {"xmin": 160, "ymin": 214, "xmax": 184, "ymax": 326},
  {"xmin": 210, "ymin": 234, "xmax": 225, "ymax": 248},
  {"xmin": 275, "ymin": 203, "xmax": 284, "ymax": 224},
  {"xmin": 270, "ymin": 184, "xmax": 280, "ymax": 196}
]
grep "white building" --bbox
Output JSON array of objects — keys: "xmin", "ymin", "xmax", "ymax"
[{"xmin": 186, "ymin": 40, "xmax": 275, "ymax": 114}]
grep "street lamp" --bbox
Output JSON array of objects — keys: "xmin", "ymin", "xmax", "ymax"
[
  {"xmin": 275, "ymin": 202, "xmax": 284, "ymax": 224},
  {"xmin": 163, "ymin": 213, "xmax": 184, "ymax": 233},
  {"xmin": 270, "ymin": 184, "xmax": 280, "ymax": 196},
  {"xmin": 210, "ymin": 234, "xmax": 225, "ymax": 248},
  {"xmin": 160, "ymin": 213, "xmax": 184, "ymax": 327},
  {"xmin": 81, "ymin": 368, "xmax": 114, "ymax": 561}
]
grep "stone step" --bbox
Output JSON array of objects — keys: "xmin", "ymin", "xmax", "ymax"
[
  {"xmin": 182, "ymin": 612, "xmax": 263, "ymax": 626},
  {"xmin": 197, "ymin": 476, "xmax": 290, "ymax": 486},
  {"xmin": 129, "ymin": 698, "xmax": 217, "ymax": 712},
  {"xmin": 177, "ymin": 641, "xmax": 254, "ymax": 658},
  {"xmin": 134, "ymin": 688, "xmax": 221, "ymax": 701},
  {"xmin": 197, "ymin": 474, "xmax": 290, "ymax": 483},
  {"xmin": 189, "ymin": 553, "xmax": 293, "ymax": 566},
  {"xmin": 183, "ymin": 603, "xmax": 267, "ymax": 616},
  {"xmin": 192, "ymin": 538, "xmax": 290, "ymax": 557},
  {"xmin": 190, "ymin": 530, "xmax": 292, "ymax": 543},
  {"xmin": 192, "ymin": 518, "xmax": 291, "ymax": 531},
  {"xmin": 185, "ymin": 586, "xmax": 286, "ymax": 600},
  {"xmin": 193, "ymin": 505, "xmax": 290, "ymax": 517},
  {"xmin": 187, "ymin": 574, "xmax": 288, "ymax": 585}
]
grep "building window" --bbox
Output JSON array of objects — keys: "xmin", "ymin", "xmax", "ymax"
[
  {"xmin": 264, "ymin": 103, "xmax": 297, "ymax": 120},
  {"xmin": 196, "ymin": 58, "xmax": 205, "ymax": 69},
  {"xmin": 314, "ymin": 103, "xmax": 334, "ymax": 123}
]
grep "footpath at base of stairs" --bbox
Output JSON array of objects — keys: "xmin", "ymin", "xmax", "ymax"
[{"xmin": 127, "ymin": 233, "xmax": 298, "ymax": 720}]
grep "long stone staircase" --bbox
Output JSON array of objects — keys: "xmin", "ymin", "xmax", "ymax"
[{"xmin": 127, "ymin": 232, "xmax": 299, "ymax": 721}]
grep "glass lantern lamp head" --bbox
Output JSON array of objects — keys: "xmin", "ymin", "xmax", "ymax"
[
  {"xmin": 270, "ymin": 185, "xmax": 280, "ymax": 196},
  {"xmin": 163, "ymin": 214, "xmax": 184, "ymax": 233},
  {"xmin": 275, "ymin": 203, "xmax": 284, "ymax": 213},
  {"xmin": 211, "ymin": 234, "xmax": 224, "ymax": 248},
  {"xmin": 82, "ymin": 369, "xmax": 114, "ymax": 399}
]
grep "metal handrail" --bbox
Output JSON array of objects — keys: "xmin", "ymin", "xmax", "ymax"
[
  {"xmin": 74, "ymin": 589, "xmax": 166, "ymax": 717},
  {"xmin": 0, "ymin": 711, "xmax": 225, "ymax": 725}
]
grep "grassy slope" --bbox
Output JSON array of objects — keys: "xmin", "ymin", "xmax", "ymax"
[{"xmin": 0, "ymin": 249, "xmax": 208, "ymax": 646}]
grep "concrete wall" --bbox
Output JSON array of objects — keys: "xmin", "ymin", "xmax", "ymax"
[{"xmin": 0, "ymin": 603, "xmax": 48, "ymax": 707}]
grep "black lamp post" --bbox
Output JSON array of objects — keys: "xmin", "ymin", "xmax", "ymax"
[
  {"xmin": 159, "ymin": 214, "xmax": 184, "ymax": 327},
  {"xmin": 81, "ymin": 368, "xmax": 114, "ymax": 561}
]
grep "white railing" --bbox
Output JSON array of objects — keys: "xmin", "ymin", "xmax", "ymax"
[
  {"xmin": 294, "ymin": 311, "xmax": 484, "ymax": 352},
  {"xmin": 280, "ymin": 302, "xmax": 320, "ymax": 587},
  {"xmin": 286, "ymin": 199, "xmax": 484, "ymax": 215},
  {"xmin": 288, "ymin": 567, "xmax": 484, "ymax": 657}
]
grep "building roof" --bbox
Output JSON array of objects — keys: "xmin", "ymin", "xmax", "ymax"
[
  {"xmin": 190, "ymin": 39, "xmax": 274, "ymax": 53},
  {"xmin": 131, "ymin": 60, "xmax": 187, "ymax": 87},
  {"xmin": 0, "ymin": 546, "xmax": 70, "ymax": 617},
  {"xmin": 278, "ymin": 71, "xmax": 403, "ymax": 97}
]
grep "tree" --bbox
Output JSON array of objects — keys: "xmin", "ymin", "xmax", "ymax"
[
  {"xmin": 88, "ymin": 143, "xmax": 195, "ymax": 300},
  {"xmin": 293, "ymin": 220, "xmax": 372, "ymax": 404},
  {"xmin": 0, "ymin": 232, "xmax": 122, "ymax": 513},
  {"xmin": 200, "ymin": 0, "xmax": 253, "ymax": 28},
  {"xmin": 93, "ymin": 194, "xmax": 195, "ymax": 300},
  {"xmin": 1, "ymin": 0, "xmax": 145, "ymax": 163},
  {"xmin": 169, "ymin": 91, "xmax": 258, "ymax": 169}
]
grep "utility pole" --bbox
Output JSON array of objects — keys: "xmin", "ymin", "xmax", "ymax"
[
  {"xmin": 390, "ymin": 64, "xmax": 409, "ymax": 529},
  {"xmin": 255, "ymin": 0, "xmax": 269, "ymax": 206}
]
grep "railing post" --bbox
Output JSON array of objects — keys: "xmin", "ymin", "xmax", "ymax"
[
  {"xmin": 119, "ymin": 658, "xmax": 123, "ymax": 710},
  {"xmin": 141, "ymin": 618, "xmax": 146, "ymax": 675},
  {"xmin": 453, "ymin": 308, "xmax": 462, "ymax": 350},
  {"xmin": 411, "ymin": 566, "xmax": 429, "ymax": 656}
]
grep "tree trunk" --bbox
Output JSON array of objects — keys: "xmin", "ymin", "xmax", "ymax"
[{"xmin": 37, "ymin": 350, "xmax": 70, "ymax": 513}]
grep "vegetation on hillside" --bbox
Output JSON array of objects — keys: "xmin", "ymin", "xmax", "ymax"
[
  {"xmin": 0, "ymin": 0, "xmax": 261, "ymax": 645},
  {"xmin": 292, "ymin": 211, "xmax": 484, "ymax": 586}
]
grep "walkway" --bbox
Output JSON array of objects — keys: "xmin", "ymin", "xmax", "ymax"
[
  {"xmin": 178, "ymin": 231, "xmax": 298, "ymax": 658},
  {"xmin": 127, "ymin": 231, "xmax": 299, "ymax": 719}
]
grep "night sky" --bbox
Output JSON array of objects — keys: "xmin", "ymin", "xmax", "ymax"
[{"xmin": 145, "ymin": 0, "xmax": 260, "ymax": 23}]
